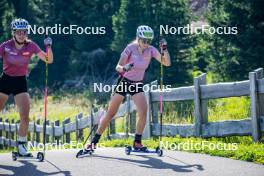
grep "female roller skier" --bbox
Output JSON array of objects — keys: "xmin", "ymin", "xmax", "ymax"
[
  {"xmin": 0, "ymin": 18, "xmax": 53, "ymax": 156},
  {"xmin": 86, "ymin": 25, "xmax": 171, "ymax": 151}
]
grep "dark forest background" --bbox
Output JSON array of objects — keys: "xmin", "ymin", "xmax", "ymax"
[{"xmin": 0, "ymin": 0, "xmax": 263, "ymax": 95}]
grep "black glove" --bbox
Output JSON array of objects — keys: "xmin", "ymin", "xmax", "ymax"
[
  {"xmin": 123, "ymin": 63, "xmax": 134, "ymax": 72},
  {"xmin": 159, "ymin": 38, "xmax": 167, "ymax": 51}
]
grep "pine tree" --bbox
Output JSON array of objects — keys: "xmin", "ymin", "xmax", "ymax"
[{"xmin": 206, "ymin": 0, "xmax": 264, "ymax": 80}]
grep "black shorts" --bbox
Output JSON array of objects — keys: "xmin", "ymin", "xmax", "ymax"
[
  {"xmin": 114, "ymin": 77, "xmax": 144, "ymax": 97},
  {"xmin": 0, "ymin": 73, "xmax": 28, "ymax": 96}
]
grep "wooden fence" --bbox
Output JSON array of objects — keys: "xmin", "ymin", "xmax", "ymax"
[{"xmin": 1, "ymin": 68, "xmax": 264, "ymax": 149}]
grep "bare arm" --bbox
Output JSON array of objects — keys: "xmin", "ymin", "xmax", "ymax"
[
  {"xmin": 37, "ymin": 46, "xmax": 53, "ymax": 64},
  {"xmin": 115, "ymin": 55, "xmax": 129, "ymax": 72},
  {"xmin": 154, "ymin": 49, "xmax": 171, "ymax": 66}
]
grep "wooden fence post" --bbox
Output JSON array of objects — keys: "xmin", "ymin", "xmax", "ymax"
[
  {"xmin": 11, "ymin": 119, "xmax": 15, "ymax": 146},
  {"xmin": 148, "ymin": 81, "xmax": 158, "ymax": 136},
  {"xmin": 255, "ymin": 68, "xmax": 264, "ymax": 117},
  {"xmin": 151, "ymin": 103, "xmax": 159, "ymax": 124},
  {"xmin": 32, "ymin": 120, "xmax": 36, "ymax": 146},
  {"xmin": 143, "ymin": 84, "xmax": 151, "ymax": 139},
  {"xmin": 109, "ymin": 121, "xmax": 115, "ymax": 135},
  {"xmin": 7, "ymin": 119, "xmax": 11, "ymax": 147},
  {"xmin": 75, "ymin": 113, "xmax": 83, "ymax": 142},
  {"xmin": 45, "ymin": 120, "xmax": 50, "ymax": 143},
  {"xmin": 36, "ymin": 119, "xmax": 40, "ymax": 144},
  {"xmin": 90, "ymin": 110, "xmax": 94, "ymax": 142},
  {"xmin": 149, "ymin": 81, "xmax": 158, "ymax": 136},
  {"xmin": 55, "ymin": 120, "xmax": 60, "ymax": 145},
  {"xmin": 194, "ymin": 73, "xmax": 208, "ymax": 137},
  {"xmin": 2, "ymin": 118, "xmax": 6, "ymax": 148},
  {"xmin": 129, "ymin": 111, "xmax": 136, "ymax": 134},
  {"xmin": 75, "ymin": 115, "xmax": 79, "ymax": 142},
  {"xmin": 27, "ymin": 121, "xmax": 31, "ymax": 143},
  {"xmin": 4, "ymin": 119, "xmax": 9, "ymax": 147},
  {"xmin": 51, "ymin": 121, "xmax": 55, "ymax": 144},
  {"xmin": 15, "ymin": 120, "xmax": 19, "ymax": 146},
  {"xmin": 249, "ymin": 71, "xmax": 261, "ymax": 141},
  {"xmin": 63, "ymin": 118, "xmax": 71, "ymax": 143},
  {"xmin": 109, "ymin": 109, "xmax": 116, "ymax": 136}
]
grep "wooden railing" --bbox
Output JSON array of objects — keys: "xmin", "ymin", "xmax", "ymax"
[{"xmin": 1, "ymin": 68, "xmax": 264, "ymax": 149}]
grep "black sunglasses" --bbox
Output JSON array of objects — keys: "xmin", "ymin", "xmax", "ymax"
[{"xmin": 140, "ymin": 38, "xmax": 152, "ymax": 44}]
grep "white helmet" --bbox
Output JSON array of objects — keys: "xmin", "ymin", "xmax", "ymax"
[
  {"xmin": 11, "ymin": 18, "xmax": 29, "ymax": 31},
  {"xmin": 136, "ymin": 25, "xmax": 154, "ymax": 40}
]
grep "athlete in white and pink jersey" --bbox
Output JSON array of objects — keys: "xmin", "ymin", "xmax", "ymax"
[
  {"xmin": 0, "ymin": 39, "xmax": 42, "ymax": 76},
  {"xmin": 0, "ymin": 18, "xmax": 53, "ymax": 156},
  {"xmin": 120, "ymin": 42, "xmax": 159, "ymax": 81},
  {"xmin": 86, "ymin": 25, "xmax": 171, "ymax": 152}
]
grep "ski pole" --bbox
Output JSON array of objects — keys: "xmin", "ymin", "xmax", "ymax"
[
  {"xmin": 159, "ymin": 37, "xmax": 164, "ymax": 144},
  {"xmin": 43, "ymin": 34, "xmax": 49, "ymax": 158},
  {"xmin": 112, "ymin": 63, "xmax": 134, "ymax": 96},
  {"xmin": 82, "ymin": 107, "xmax": 105, "ymax": 148}
]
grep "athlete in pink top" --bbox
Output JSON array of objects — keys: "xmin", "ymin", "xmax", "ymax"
[
  {"xmin": 120, "ymin": 43, "xmax": 159, "ymax": 81},
  {"xmin": 86, "ymin": 25, "xmax": 171, "ymax": 151},
  {"xmin": 0, "ymin": 18, "xmax": 53, "ymax": 156},
  {"xmin": 0, "ymin": 39, "xmax": 42, "ymax": 76}
]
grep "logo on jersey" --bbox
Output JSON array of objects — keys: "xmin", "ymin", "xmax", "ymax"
[
  {"xmin": 4, "ymin": 47, "xmax": 10, "ymax": 52},
  {"xmin": 22, "ymin": 52, "xmax": 30, "ymax": 56},
  {"xmin": 4, "ymin": 47, "xmax": 18, "ymax": 55}
]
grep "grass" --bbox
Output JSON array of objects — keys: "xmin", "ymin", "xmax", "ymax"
[
  {"xmin": 98, "ymin": 136, "xmax": 264, "ymax": 164},
  {"xmin": 208, "ymin": 97, "xmax": 250, "ymax": 121},
  {"xmin": 0, "ymin": 90, "xmax": 92, "ymax": 123},
  {"xmin": 161, "ymin": 96, "xmax": 250, "ymax": 124},
  {"xmin": 0, "ymin": 148, "xmax": 13, "ymax": 153},
  {"xmin": 1, "ymin": 136, "xmax": 263, "ymax": 164}
]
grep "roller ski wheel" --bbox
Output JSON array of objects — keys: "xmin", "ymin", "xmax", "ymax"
[
  {"xmin": 37, "ymin": 152, "xmax": 44, "ymax": 162},
  {"xmin": 12, "ymin": 152, "xmax": 17, "ymax": 161},
  {"xmin": 125, "ymin": 146, "xmax": 132, "ymax": 155},
  {"xmin": 156, "ymin": 147, "xmax": 163, "ymax": 157}
]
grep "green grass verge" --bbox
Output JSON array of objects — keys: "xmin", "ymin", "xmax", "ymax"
[
  {"xmin": 0, "ymin": 148, "xmax": 12, "ymax": 153},
  {"xmin": 162, "ymin": 97, "xmax": 250, "ymax": 124},
  {"xmin": 1, "ymin": 90, "xmax": 92, "ymax": 123},
  {"xmin": 98, "ymin": 136, "xmax": 264, "ymax": 164},
  {"xmin": 1, "ymin": 136, "xmax": 263, "ymax": 165}
]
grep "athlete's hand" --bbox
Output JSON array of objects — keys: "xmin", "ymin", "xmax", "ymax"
[
  {"xmin": 123, "ymin": 63, "xmax": 134, "ymax": 72},
  {"xmin": 159, "ymin": 38, "xmax": 167, "ymax": 51},
  {"xmin": 44, "ymin": 37, "xmax": 52, "ymax": 46}
]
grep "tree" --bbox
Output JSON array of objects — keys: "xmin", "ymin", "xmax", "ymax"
[{"xmin": 206, "ymin": 0, "xmax": 264, "ymax": 80}]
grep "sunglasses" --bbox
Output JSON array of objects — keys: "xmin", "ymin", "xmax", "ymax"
[
  {"xmin": 14, "ymin": 30, "xmax": 28, "ymax": 36},
  {"xmin": 140, "ymin": 38, "xmax": 152, "ymax": 44}
]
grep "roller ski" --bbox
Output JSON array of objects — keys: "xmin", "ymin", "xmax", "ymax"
[
  {"xmin": 76, "ymin": 105, "xmax": 105, "ymax": 158},
  {"xmin": 76, "ymin": 119, "xmax": 98, "ymax": 158},
  {"xmin": 76, "ymin": 143, "xmax": 95, "ymax": 158},
  {"xmin": 12, "ymin": 142, "xmax": 44, "ymax": 162},
  {"xmin": 125, "ymin": 141, "xmax": 163, "ymax": 157}
]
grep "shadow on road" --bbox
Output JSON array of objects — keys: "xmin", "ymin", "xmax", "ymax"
[
  {"xmin": 91, "ymin": 153, "xmax": 204, "ymax": 173},
  {"xmin": 0, "ymin": 160, "xmax": 72, "ymax": 176}
]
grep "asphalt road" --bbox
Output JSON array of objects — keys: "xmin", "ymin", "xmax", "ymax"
[{"xmin": 0, "ymin": 148, "xmax": 263, "ymax": 176}]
